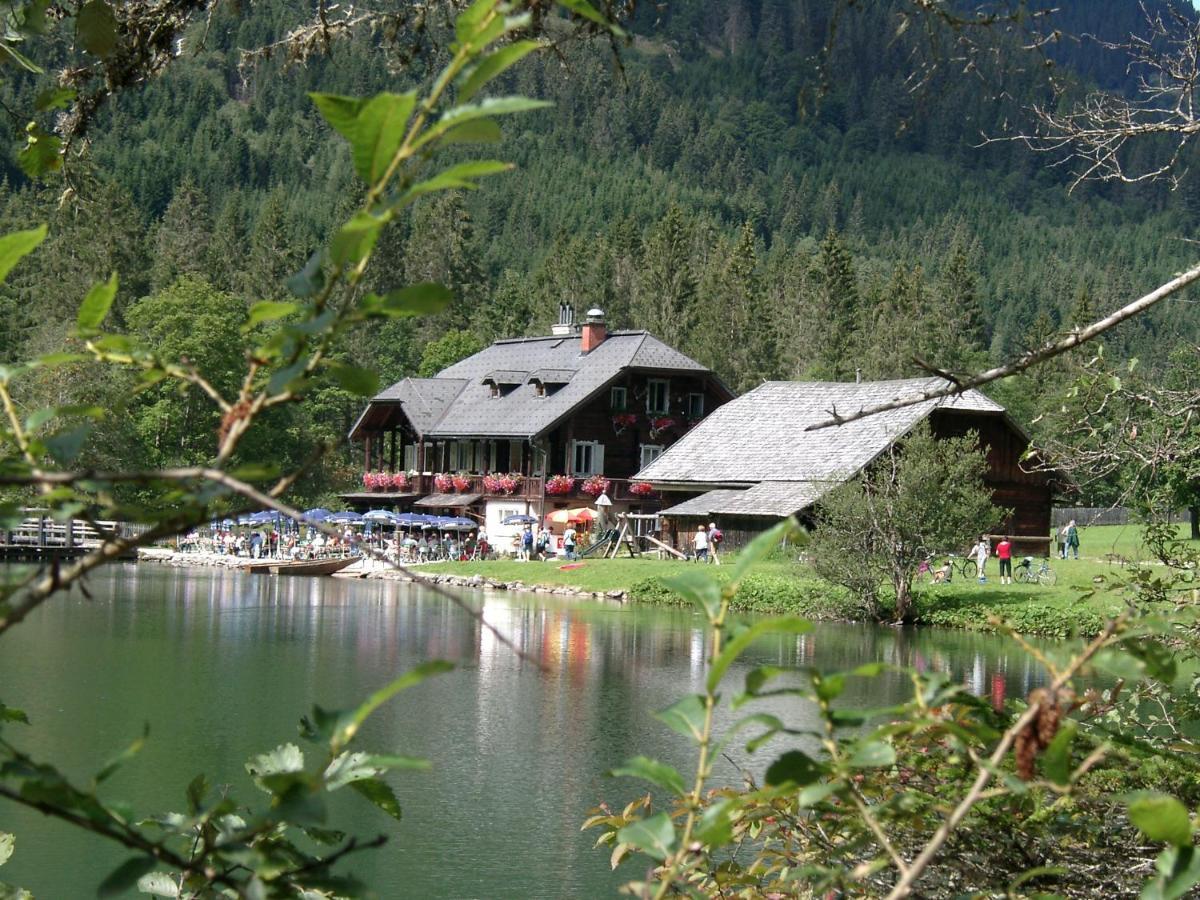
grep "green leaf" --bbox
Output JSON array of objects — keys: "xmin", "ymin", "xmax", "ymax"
[
  {"xmin": 458, "ymin": 39, "xmax": 545, "ymax": 103},
  {"xmin": 1041, "ymin": 722, "xmax": 1075, "ymax": 786},
  {"xmin": 95, "ymin": 724, "xmax": 148, "ymax": 784},
  {"xmin": 286, "ymin": 250, "xmax": 325, "ymax": 299},
  {"xmin": 0, "ymin": 704, "xmax": 29, "ymax": 725},
  {"xmin": 609, "ymin": 756, "xmax": 686, "ymax": 797},
  {"xmin": 135, "ymin": 871, "xmax": 180, "ymax": 897},
  {"xmin": 558, "ymin": 0, "xmax": 624, "ymax": 33},
  {"xmin": 349, "ymin": 777, "xmax": 402, "ymax": 820},
  {"xmin": 707, "ymin": 616, "xmax": 810, "ymax": 693},
  {"xmin": 332, "ymin": 660, "xmax": 453, "ymax": 752},
  {"xmin": 1129, "ymin": 794, "xmax": 1194, "ymax": 847},
  {"xmin": 0, "ymin": 832, "xmax": 12, "ymax": 867},
  {"xmin": 662, "ymin": 570, "xmax": 722, "ymax": 619},
  {"xmin": 97, "ymin": 856, "xmax": 156, "ymax": 897},
  {"xmin": 814, "ymin": 673, "xmax": 845, "ymax": 703},
  {"xmin": 455, "ymin": 0, "xmax": 496, "ymax": 44},
  {"xmin": 330, "ymin": 211, "xmax": 390, "ymax": 266},
  {"xmin": 402, "ymin": 159, "xmax": 514, "ymax": 201},
  {"xmin": 435, "ymin": 118, "xmax": 503, "ymax": 147},
  {"xmin": 654, "ymin": 694, "xmax": 707, "ymax": 743},
  {"xmin": 349, "ymin": 91, "xmax": 416, "ymax": 184},
  {"xmin": 0, "ymin": 226, "xmax": 46, "ymax": 284},
  {"xmin": 34, "ymin": 87, "xmax": 75, "ymax": 111},
  {"xmin": 362, "ymin": 283, "xmax": 453, "ymax": 319},
  {"xmin": 798, "ymin": 781, "xmax": 841, "ymax": 807},
  {"xmin": 45, "ymin": 425, "xmax": 90, "ymax": 464},
  {"xmin": 267, "ymin": 360, "xmax": 308, "ymax": 396},
  {"xmin": 309, "ymin": 92, "xmax": 367, "ymax": 141},
  {"xmin": 420, "ymin": 96, "xmax": 551, "ymax": 147},
  {"xmin": 765, "ymin": 750, "xmax": 823, "ymax": 787},
  {"xmin": 1143, "ymin": 845, "xmax": 1200, "ymax": 900},
  {"xmin": 327, "ymin": 363, "xmax": 380, "ymax": 397},
  {"xmin": 185, "ymin": 774, "xmax": 207, "ymax": 814},
  {"xmin": 75, "ymin": 273, "xmax": 118, "ymax": 333},
  {"xmin": 730, "ymin": 518, "xmax": 802, "ymax": 585},
  {"xmin": 246, "ymin": 743, "xmax": 305, "ymax": 780},
  {"xmin": 245, "ymin": 301, "xmax": 299, "ymax": 329},
  {"xmin": 694, "ymin": 799, "xmax": 735, "ymax": 847},
  {"xmin": 616, "ymin": 812, "xmax": 676, "ymax": 862},
  {"xmin": 849, "ymin": 741, "xmax": 896, "ymax": 768},
  {"xmin": 0, "ymin": 42, "xmax": 44, "ymax": 73},
  {"xmin": 0, "ymin": 881, "xmax": 34, "ymax": 900},
  {"xmin": 76, "ymin": 0, "xmax": 118, "ymax": 57}
]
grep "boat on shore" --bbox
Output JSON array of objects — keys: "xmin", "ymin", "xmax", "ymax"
[{"xmin": 243, "ymin": 556, "xmax": 358, "ymax": 576}]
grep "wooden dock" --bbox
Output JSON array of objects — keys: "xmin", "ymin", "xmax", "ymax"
[{"xmin": 0, "ymin": 514, "xmax": 144, "ymax": 561}]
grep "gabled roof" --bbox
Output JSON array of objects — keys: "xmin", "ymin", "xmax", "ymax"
[
  {"xmin": 637, "ymin": 378, "xmax": 1006, "ymax": 486},
  {"xmin": 351, "ymin": 331, "xmax": 719, "ymax": 440},
  {"xmin": 659, "ymin": 482, "xmax": 831, "ymax": 518}
]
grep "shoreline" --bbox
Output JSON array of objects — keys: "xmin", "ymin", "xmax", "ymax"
[{"xmin": 136, "ymin": 548, "xmax": 631, "ymax": 603}]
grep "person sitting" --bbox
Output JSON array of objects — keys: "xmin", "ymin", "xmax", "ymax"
[{"xmin": 932, "ymin": 560, "xmax": 953, "ymax": 584}]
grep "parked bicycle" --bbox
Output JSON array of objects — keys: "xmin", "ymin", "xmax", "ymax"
[
  {"xmin": 917, "ymin": 551, "xmax": 977, "ymax": 584},
  {"xmin": 1014, "ymin": 556, "xmax": 1057, "ymax": 586}
]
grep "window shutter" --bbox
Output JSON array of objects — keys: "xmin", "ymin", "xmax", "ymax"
[{"xmin": 594, "ymin": 443, "xmax": 605, "ymax": 475}]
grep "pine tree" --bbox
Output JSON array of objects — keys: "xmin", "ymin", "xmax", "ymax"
[
  {"xmin": 633, "ymin": 205, "xmax": 697, "ymax": 347},
  {"xmin": 150, "ymin": 179, "xmax": 213, "ymax": 291},
  {"xmin": 403, "ymin": 193, "xmax": 487, "ymax": 331},
  {"xmin": 810, "ymin": 227, "xmax": 860, "ymax": 379}
]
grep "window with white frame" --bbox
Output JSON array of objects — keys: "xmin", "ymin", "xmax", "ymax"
[
  {"xmin": 450, "ymin": 441, "xmax": 477, "ymax": 472},
  {"xmin": 646, "ymin": 379, "xmax": 670, "ymax": 414},
  {"xmin": 610, "ymin": 386, "xmax": 627, "ymax": 410},
  {"xmin": 686, "ymin": 392, "xmax": 704, "ymax": 419},
  {"xmin": 639, "ymin": 444, "xmax": 664, "ymax": 469},
  {"xmin": 571, "ymin": 440, "xmax": 604, "ymax": 476},
  {"xmin": 403, "ymin": 444, "xmax": 417, "ymax": 472}
]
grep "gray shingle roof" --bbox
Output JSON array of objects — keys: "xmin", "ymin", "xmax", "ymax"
[
  {"xmin": 659, "ymin": 482, "xmax": 833, "ymax": 518},
  {"xmin": 483, "ymin": 370, "xmax": 528, "ymax": 385},
  {"xmin": 637, "ymin": 378, "xmax": 1005, "ymax": 486},
  {"xmin": 356, "ymin": 331, "xmax": 713, "ymax": 440}
]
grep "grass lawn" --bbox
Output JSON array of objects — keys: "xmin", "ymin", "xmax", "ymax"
[{"xmin": 420, "ymin": 524, "xmax": 1198, "ymax": 637}]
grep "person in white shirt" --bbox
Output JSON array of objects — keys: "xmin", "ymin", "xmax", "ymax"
[
  {"xmin": 971, "ymin": 536, "xmax": 990, "ymax": 582},
  {"xmin": 693, "ymin": 525, "xmax": 709, "ymax": 562}
]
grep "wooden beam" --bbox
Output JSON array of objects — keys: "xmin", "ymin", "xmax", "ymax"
[{"xmin": 643, "ymin": 533, "xmax": 685, "ymax": 559}]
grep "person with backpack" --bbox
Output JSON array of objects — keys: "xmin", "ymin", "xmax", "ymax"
[{"xmin": 707, "ymin": 522, "xmax": 723, "ymax": 565}]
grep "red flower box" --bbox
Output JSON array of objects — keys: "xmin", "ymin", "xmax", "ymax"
[
  {"xmin": 545, "ymin": 475, "xmax": 575, "ymax": 495},
  {"xmin": 483, "ymin": 472, "xmax": 524, "ymax": 495},
  {"xmin": 390, "ymin": 472, "xmax": 411, "ymax": 491},
  {"xmin": 581, "ymin": 475, "xmax": 611, "ymax": 498},
  {"xmin": 629, "ymin": 481, "xmax": 654, "ymax": 497},
  {"xmin": 433, "ymin": 473, "xmax": 454, "ymax": 493},
  {"xmin": 451, "ymin": 473, "xmax": 472, "ymax": 492}
]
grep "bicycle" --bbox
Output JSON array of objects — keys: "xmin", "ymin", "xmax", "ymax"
[
  {"xmin": 1014, "ymin": 556, "xmax": 1057, "ymax": 586},
  {"xmin": 918, "ymin": 552, "xmax": 976, "ymax": 584}
]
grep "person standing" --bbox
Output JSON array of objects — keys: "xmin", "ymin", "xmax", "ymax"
[
  {"xmin": 563, "ymin": 525, "xmax": 577, "ymax": 560},
  {"xmin": 1066, "ymin": 519, "xmax": 1080, "ymax": 559},
  {"xmin": 521, "ymin": 524, "xmax": 534, "ymax": 561},
  {"xmin": 693, "ymin": 524, "xmax": 709, "ymax": 562},
  {"xmin": 707, "ymin": 521, "xmax": 723, "ymax": 565},
  {"xmin": 1056, "ymin": 522, "xmax": 1069, "ymax": 559},
  {"xmin": 972, "ymin": 535, "xmax": 990, "ymax": 583},
  {"xmin": 996, "ymin": 535, "xmax": 1013, "ymax": 584}
]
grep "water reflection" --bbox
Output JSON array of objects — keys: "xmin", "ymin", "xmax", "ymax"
[{"xmin": 0, "ymin": 564, "xmax": 1051, "ymax": 899}]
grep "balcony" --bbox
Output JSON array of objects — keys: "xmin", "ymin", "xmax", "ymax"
[{"xmin": 351, "ymin": 473, "xmax": 660, "ymax": 504}]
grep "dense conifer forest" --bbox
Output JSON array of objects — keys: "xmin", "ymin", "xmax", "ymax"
[{"xmin": 0, "ymin": 0, "xmax": 1196, "ymax": 501}]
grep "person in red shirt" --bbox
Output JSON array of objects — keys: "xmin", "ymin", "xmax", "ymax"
[{"xmin": 996, "ymin": 536, "xmax": 1014, "ymax": 584}]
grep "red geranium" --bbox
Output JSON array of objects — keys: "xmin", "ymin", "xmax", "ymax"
[
  {"xmin": 629, "ymin": 481, "xmax": 654, "ymax": 496},
  {"xmin": 581, "ymin": 475, "xmax": 611, "ymax": 498},
  {"xmin": 545, "ymin": 474, "xmax": 574, "ymax": 495}
]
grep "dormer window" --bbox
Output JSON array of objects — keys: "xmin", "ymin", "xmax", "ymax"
[
  {"xmin": 483, "ymin": 370, "xmax": 526, "ymax": 399},
  {"xmin": 647, "ymin": 379, "xmax": 670, "ymax": 415},
  {"xmin": 686, "ymin": 392, "xmax": 704, "ymax": 419},
  {"xmin": 535, "ymin": 382, "xmax": 546, "ymax": 398},
  {"xmin": 610, "ymin": 386, "xmax": 627, "ymax": 410}
]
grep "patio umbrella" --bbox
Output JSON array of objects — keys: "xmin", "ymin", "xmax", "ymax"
[
  {"xmin": 545, "ymin": 508, "xmax": 595, "ymax": 525},
  {"xmin": 396, "ymin": 512, "xmax": 436, "ymax": 527},
  {"xmin": 502, "ymin": 513, "xmax": 538, "ymax": 525},
  {"xmin": 441, "ymin": 517, "xmax": 479, "ymax": 531},
  {"xmin": 328, "ymin": 511, "xmax": 364, "ymax": 525},
  {"xmin": 363, "ymin": 509, "xmax": 402, "ymax": 524},
  {"xmin": 303, "ymin": 508, "xmax": 334, "ymax": 522}
]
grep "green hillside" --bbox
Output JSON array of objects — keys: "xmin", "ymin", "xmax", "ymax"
[{"xmin": 0, "ymin": 0, "xmax": 1194, "ymax": 499}]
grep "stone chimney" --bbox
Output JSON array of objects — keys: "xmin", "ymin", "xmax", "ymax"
[
  {"xmin": 551, "ymin": 303, "xmax": 575, "ymax": 337},
  {"xmin": 581, "ymin": 308, "xmax": 607, "ymax": 353}
]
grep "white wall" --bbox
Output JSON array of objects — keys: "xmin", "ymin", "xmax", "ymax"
[{"xmin": 484, "ymin": 499, "xmax": 535, "ymax": 554}]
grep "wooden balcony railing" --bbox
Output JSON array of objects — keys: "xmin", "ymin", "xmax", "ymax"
[{"xmin": 357, "ymin": 473, "xmax": 659, "ymax": 503}]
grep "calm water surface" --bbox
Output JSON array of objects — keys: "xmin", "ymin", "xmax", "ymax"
[{"xmin": 0, "ymin": 564, "xmax": 1048, "ymax": 898}]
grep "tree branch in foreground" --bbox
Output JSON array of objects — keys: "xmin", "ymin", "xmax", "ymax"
[{"xmin": 807, "ymin": 258, "xmax": 1200, "ymax": 430}]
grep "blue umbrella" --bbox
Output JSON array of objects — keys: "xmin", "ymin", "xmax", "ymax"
[
  {"xmin": 442, "ymin": 517, "xmax": 479, "ymax": 531},
  {"xmin": 396, "ymin": 512, "xmax": 434, "ymax": 527},
  {"xmin": 328, "ymin": 511, "xmax": 364, "ymax": 525},
  {"xmin": 304, "ymin": 508, "xmax": 334, "ymax": 521},
  {"xmin": 502, "ymin": 514, "xmax": 537, "ymax": 525},
  {"xmin": 363, "ymin": 509, "xmax": 402, "ymax": 524}
]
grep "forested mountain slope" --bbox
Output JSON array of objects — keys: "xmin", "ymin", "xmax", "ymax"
[{"xmin": 0, "ymin": 0, "xmax": 1194, "ymax": 499}]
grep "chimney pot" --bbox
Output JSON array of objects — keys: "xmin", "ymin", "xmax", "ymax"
[{"xmin": 581, "ymin": 308, "xmax": 607, "ymax": 353}]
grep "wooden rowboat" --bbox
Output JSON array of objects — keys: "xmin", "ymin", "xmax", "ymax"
[{"xmin": 243, "ymin": 557, "xmax": 358, "ymax": 576}]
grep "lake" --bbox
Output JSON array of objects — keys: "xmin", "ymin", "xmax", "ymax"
[{"xmin": 0, "ymin": 564, "xmax": 1048, "ymax": 897}]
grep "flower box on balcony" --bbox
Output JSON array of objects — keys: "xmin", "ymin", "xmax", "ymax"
[
  {"xmin": 629, "ymin": 481, "xmax": 655, "ymax": 497},
  {"xmin": 451, "ymin": 473, "xmax": 472, "ymax": 492},
  {"xmin": 545, "ymin": 475, "xmax": 575, "ymax": 495},
  {"xmin": 433, "ymin": 473, "xmax": 454, "ymax": 493},
  {"xmin": 580, "ymin": 475, "xmax": 611, "ymax": 498},
  {"xmin": 482, "ymin": 472, "xmax": 524, "ymax": 495}
]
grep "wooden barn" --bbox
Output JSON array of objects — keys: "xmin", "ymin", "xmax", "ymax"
[{"xmin": 636, "ymin": 378, "xmax": 1061, "ymax": 555}]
